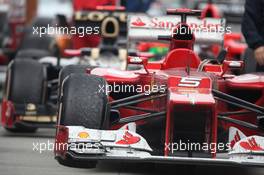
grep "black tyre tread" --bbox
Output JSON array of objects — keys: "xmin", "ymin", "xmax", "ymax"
[
  {"xmin": 16, "ymin": 49, "xmax": 52, "ymax": 60},
  {"xmin": 19, "ymin": 34, "xmax": 55, "ymax": 51},
  {"xmin": 24, "ymin": 17, "xmax": 53, "ymax": 36},
  {"xmin": 8, "ymin": 59, "xmax": 45, "ymax": 104},
  {"xmin": 58, "ymin": 65, "xmax": 94, "ymax": 103},
  {"xmin": 60, "ymin": 74, "xmax": 108, "ymax": 129},
  {"xmin": 59, "ymin": 65, "xmax": 94, "ymax": 88}
]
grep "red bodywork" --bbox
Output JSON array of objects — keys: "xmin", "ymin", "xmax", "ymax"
[
  {"xmin": 83, "ymin": 16, "xmax": 264, "ymax": 157},
  {"xmin": 1, "ymin": 99, "xmax": 15, "ymax": 128},
  {"xmin": 136, "ymin": 2, "xmax": 247, "ymax": 61},
  {"xmin": 52, "ymin": 9, "xmax": 264, "ymax": 164},
  {"xmin": 73, "ymin": 0, "xmax": 116, "ymax": 11},
  {"xmin": 0, "ymin": 4, "xmax": 25, "ymax": 65}
]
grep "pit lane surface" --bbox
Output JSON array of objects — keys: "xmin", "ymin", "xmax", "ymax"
[{"xmin": 0, "ymin": 127, "xmax": 263, "ymax": 175}]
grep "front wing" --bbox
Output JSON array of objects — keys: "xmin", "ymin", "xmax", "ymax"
[{"xmin": 58, "ymin": 125, "xmax": 264, "ymax": 167}]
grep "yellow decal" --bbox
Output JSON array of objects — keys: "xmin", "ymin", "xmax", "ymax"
[{"xmin": 78, "ymin": 132, "xmax": 89, "ymax": 139}]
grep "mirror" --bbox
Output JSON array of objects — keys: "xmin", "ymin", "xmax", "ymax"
[
  {"xmin": 127, "ymin": 56, "xmax": 148, "ymax": 65},
  {"xmin": 127, "ymin": 56, "xmax": 149, "ymax": 74},
  {"xmin": 221, "ymin": 60, "xmax": 244, "ymax": 76}
]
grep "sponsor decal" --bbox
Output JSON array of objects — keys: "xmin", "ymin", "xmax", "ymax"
[
  {"xmin": 230, "ymin": 131, "xmax": 241, "ymax": 148},
  {"xmin": 131, "ymin": 17, "xmax": 146, "ymax": 27},
  {"xmin": 132, "ymin": 17, "xmax": 220, "ymax": 30},
  {"xmin": 78, "ymin": 131, "xmax": 90, "ymax": 139},
  {"xmin": 130, "ymin": 16, "xmax": 231, "ymax": 34},
  {"xmin": 239, "ymin": 137, "xmax": 264, "ymax": 151},
  {"xmin": 230, "ymin": 130, "xmax": 241, "ymax": 148},
  {"xmin": 26, "ymin": 103, "xmax": 36, "ymax": 111},
  {"xmin": 116, "ymin": 131, "xmax": 140, "ymax": 145},
  {"xmin": 178, "ymin": 77, "xmax": 202, "ymax": 88},
  {"xmin": 130, "ymin": 57, "xmax": 143, "ymax": 63}
]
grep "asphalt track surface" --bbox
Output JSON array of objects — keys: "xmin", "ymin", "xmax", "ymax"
[{"xmin": 0, "ymin": 127, "xmax": 263, "ymax": 175}]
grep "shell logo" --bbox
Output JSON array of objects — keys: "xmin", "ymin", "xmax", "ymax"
[
  {"xmin": 239, "ymin": 137, "xmax": 264, "ymax": 151},
  {"xmin": 116, "ymin": 131, "xmax": 140, "ymax": 145},
  {"xmin": 78, "ymin": 131, "xmax": 89, "ymax": 139}
]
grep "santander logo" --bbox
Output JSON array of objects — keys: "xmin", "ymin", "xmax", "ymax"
[
  {"xmin": 230, "ymin": 131, "xmax": 241, "ymax": 148},
  {"xmin": 116, "ymin": 131, "xmax": 140, "ymax": 145},
  {"xmin": 239, "ymin": 137, "xmax": 264, "ymax": 151},
  {"xmin": 131, "ymin": 16, "xmax": 225, "ymax": 33},
  {"xmin": 131, "ymin": 17, "xmax": 146, "ymax": 27}
]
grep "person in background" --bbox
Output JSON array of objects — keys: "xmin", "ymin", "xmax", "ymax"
[
  {"xmin": 242, "ymin": 0, "xmax": 264, "ymax": 71},
  {"xmin": 125, "ymin": 0, "xmax": 154, "ymax": 12}
]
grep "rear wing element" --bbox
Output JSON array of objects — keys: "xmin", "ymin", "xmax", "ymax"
[{"xmin": 128, "ymin": 15, "xmax": 226, "ymax": 45}]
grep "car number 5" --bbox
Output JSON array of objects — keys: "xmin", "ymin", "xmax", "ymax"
[{"xmin": 178, "ymin": 77, "xmax": 202, "ymax": 87}]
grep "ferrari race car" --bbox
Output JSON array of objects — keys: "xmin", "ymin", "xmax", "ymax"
[
  {"xmin": 1, "ymin": 5, "xmax": 128, "ymax": 132},
  {"xmin": 198, "ymin": 0, "xmax": 246, "ymax": 62},
  {"xmin": 198, "ymin": 0, "xmax": 257, "ymax": 74},
  {"xmin": 54, "ymin": 9, "xmax": 264, "ymax": 168},
  {"xmin": 195, "ymin": 0, "xmax": 245, "ymax": 23}
]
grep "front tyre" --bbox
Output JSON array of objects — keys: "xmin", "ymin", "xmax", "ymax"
[
  {"xmin": 57, "ymin": 74, "xmax": 109, "ymax": 168},
  {"xmin": 4, "ymin": 59, "xmax": 46, "ymax": 132}
]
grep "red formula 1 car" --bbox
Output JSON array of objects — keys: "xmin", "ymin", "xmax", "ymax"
[
  {"xmin": 196, "ymin": 0, "xmax": 245, "ymax": 23},
  {"xmin": 54, "ymin": 9, "xmax": 264, "ymax": 168},
  {"xmin": 199, "ymin": 0, "xmax": 246, "ymax": 61}
]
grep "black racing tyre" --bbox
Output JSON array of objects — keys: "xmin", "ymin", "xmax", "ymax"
[
  {"xmin": 58, "ymin": 65, "xmax": 96, "ymax": 104},
  {"xmin": 4, "ymin": 59, "xmax": 46, "ymax": 133},
  {"xmin": 58, "ymin": 74, "xmax": 109, "ymax": 168},
  {"xmin": 7, "ymin": 59, "xmax": 46, "ymax": 104},
  {"xmin": 24, "ymin": 17, "xmax": 53, "ymax": 36},
  {"xmin": 59, "ymin": 73, "xmax": 109, "ymax": 129},
  {"xmin": 16, "ymin": 49, "xmax": 52, "ymax": 60},
  {"xmin": 19, "ymin": 34, "xmax": 55, "ymax": 52},
  {"xmin": 58, "ymin": 65, "xmax": 94, "ymax": 88},
  {"xmin": 243, "ymin": 48, "xmax": 257, "ymax": 73},
  {"xmin": 18, "ymin": 35, "xmax": 60, "ymax": 59}
]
